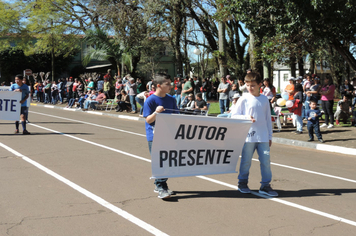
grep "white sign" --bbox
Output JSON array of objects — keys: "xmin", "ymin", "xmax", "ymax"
[
  {"xmin": 0, "ymin": 86, "xmax": 10, "ymax": 92},
  {"xmin": 151, "ymin": 114, "xmax": 252, "ymax": 179},
  {"xmin": 0, "ymin": 91, "xmax": 22, "ymax": 121}
]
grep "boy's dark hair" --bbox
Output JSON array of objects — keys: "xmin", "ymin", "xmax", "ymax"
[
  {"xmin": 244, "ymin": 72, "xmax": 261, "ymax": 84},
  {"xmin": 196, "ymin": 93, "xmax": 202, "ymax": 99},
  {"xmin": 153, "ymin": 73, "xmax": 171, "ymax": 86},
  {"xmin": 309, "ymin": 99, "xmax": 318, "ymax": 104},
  {"xmin": 295, "ymin": 83, "xmax": 303, "ymax": 92},
  {"xmin": 15, "ymin": 74, "xmax": 23, "ymax": 80},
  {"xmin": 98, "ymin": 89, "xmax": 103, "ymax": 93}
]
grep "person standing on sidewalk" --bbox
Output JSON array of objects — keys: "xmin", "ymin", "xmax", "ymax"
[
  {"xmin": 319, "ymin": 74, "xmax": 335, "ymax": 129},
  {"xmin": 126, "ymin": 78, "xmax": 137, "ymax": 113},
  {"xmin": 217, "ymin": 77, "xmax": 230, "ymax": 114},
  {"xmin": 10, "ymin": 75, "xmax": 31, "ymax": 135}
]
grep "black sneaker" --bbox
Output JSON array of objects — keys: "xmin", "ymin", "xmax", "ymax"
[
  {"xmin": 259, "ymin": 184, "xmax": 278, "ymax": 197},
  {"xmin": 238, "ymin": 182, "xmax": 251, "ymax": 193},
  {"xmin": 307, "ymin": 139, "xmax": 314, "ymax": 142},
  {"xmin": 295, "ymin": 131, "xmax": 303, "ymax": 134},
  {"xmin": 14, "ymin": 129, "xmax": 19, "ymax": 134},
  {"xmin": 23, "ymin": 130, "xmax": 31, "ymax": 135}
]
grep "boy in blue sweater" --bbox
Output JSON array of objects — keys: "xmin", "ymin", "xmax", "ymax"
[
  {"xmin": 306, "ymin": 100, "xmax": 324, "ymax": 143},
  {"xmin": 143, "ymin": 73, "xmax": 179, "ymax": 199}
]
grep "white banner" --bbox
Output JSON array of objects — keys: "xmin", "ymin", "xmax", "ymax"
[
  {"xmin": 0, "ymin": 86, "xmax": 31, "ymax": 107},
  {"xmin": 151, "ymin": 114, "xmax": 252, "ymax": 179},
  {"xmin": 0, "ymin": 86, "xmax": 10, "ymax": 92},
  {"xmin": 0, "ymin": 91, "xmax": 22, "ymax": 121}
]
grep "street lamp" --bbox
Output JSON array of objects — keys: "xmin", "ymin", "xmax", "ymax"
[{"xmin": 193, "ymin": 48, "xmax": 201, "ymax": 78}]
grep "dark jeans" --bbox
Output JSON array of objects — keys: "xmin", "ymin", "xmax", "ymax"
[
  {"xmin": 135, "ymin": 97, "xmax": 145, "ymax": 115},
  {"xmin": 219, "ymin": 99, "xmax": 229, "ymax": 114},
  {"xmin": 307, "ymin": 122, "xmax": 322, "ymax": 140},
  {"xmin": 116, "ymin": 101, "xmax": 130, "ymax": 111},
  {"xmin": 321, "ymin": 100, "xmax": 334, "ymax": 125},
  {"xmin": 148, "ymin": 141, "xmax": 167, "ymax": 188}
]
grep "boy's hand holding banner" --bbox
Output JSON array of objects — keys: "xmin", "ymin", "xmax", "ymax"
[{"xmin": 151, "ymin": 114, "xmax": 252, "ymax": 179}]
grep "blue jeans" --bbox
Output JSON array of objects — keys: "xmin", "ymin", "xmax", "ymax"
[
  {"xmin": 238, "ymin": 142, "xmax": 272, "ymax": 188},
  {"xmin": 307, "ymin": 122, "xmax": 322, "ymax": 140},
  {"xmin": 148, "ymin": 141, "xmax": 167, "ymax": 189},
  {"xmin": 68, "ymin": 98, "xmax": 76, "ymax": 107},
  {"xmin": 219, "ymin": 99, "xmax": 229, "ymax": 114},
  {"xmin": 78, "ymin": 97, "xmax": 85, "ymax": 108},
  {"xmin": 44, "ymin": 92, "xmax": 50, "ymax": 103},
  {"xmin": 130, "ymin": 95, "xmax": 137, "ymax": 112},
  {"xmin": 135, "ymin": 97, "xmax": 145, "ymax": 115},
  {"xmin": 175, "ymin": 94, "xmax": 181, "ymax": 107},
  {"xmin": 295, "ymin": 114, "xmax": 303, "ymax": 132}
]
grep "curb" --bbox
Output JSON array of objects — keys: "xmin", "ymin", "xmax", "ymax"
[{"xmin": 31, "ymin": 103, "xmax": 356, "ymax": 157}]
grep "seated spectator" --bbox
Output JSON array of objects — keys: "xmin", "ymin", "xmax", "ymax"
[
  {"xmin": 217, "ymin": 93, "xmax": 241, "ymax": 118},
  {"xmin": 180, "ymin": 93, "xmax": 195, "ymax": 114},
  {"xmin": 229, "ymin": 84, "xmax": 239, "ymax": 105},
  {"xmin": 194, "ymin": 93, "xmax": 208, "ymax": 115},
  {"xmin": 82, "ymin": 90, "xmax": 97, "ymax": 110},
  {"xmin": 89, "ymin": 89, "xmax": 106, "ymax": 109},
  {"xmin": 78, "ymin": 91, "xmax": 90, "ymax": 109},
  {"xmin": 115, "ymin": 90, "xmax": 131, "ymax": 112},
  {"xmin": 334, "ymin": 95, "xmax": 352, "ymax": 125}
]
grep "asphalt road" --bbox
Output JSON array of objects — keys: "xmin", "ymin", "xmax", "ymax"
[{"xmin": 1, "ymin": 106, "xmax": 356, "ymax": 236}]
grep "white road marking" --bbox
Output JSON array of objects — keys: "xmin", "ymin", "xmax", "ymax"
[
  {"xmin": 0, "ymin": 142, "xmax": 169, "ymax": 236},
  {"xmin": 24, "ymin": 123, "xmax": 356, "ymax": 227},
  {"xmin": 30, "ymin": 111, "xmax": 146, "ymax": 137},
  {"xmin": 31, "ymin": 111, "xmax": 356, "ymax": 184}
]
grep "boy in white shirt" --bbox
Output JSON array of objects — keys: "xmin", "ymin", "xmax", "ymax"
[{"xmin": 231, "ymin": 72, "xmax": 278, "ymax": 197}]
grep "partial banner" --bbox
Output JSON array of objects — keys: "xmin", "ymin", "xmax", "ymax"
[
  {"xmin": 0, "ymin": 91, "xmax": 22, "ymax": 121},
  {"xmin": 151, "ymin": 114, "xmax": 252, "ymax": 179}
]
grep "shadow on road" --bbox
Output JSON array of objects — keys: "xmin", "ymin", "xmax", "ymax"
[{"xmin": 164, "ymin": 188, "xmax": 356, "ymax": 201}]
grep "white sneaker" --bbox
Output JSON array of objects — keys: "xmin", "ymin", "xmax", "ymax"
[
  {"xmin": 327, "ymin": 124, "xmax": 334, "ymax": 128},
  {"xmin": 320, "ymin": 124, "xmax": 327, "ymax": 128}
]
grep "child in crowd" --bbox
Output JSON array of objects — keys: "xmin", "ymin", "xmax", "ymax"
[
  {"xmin": 306, "ymin": 100, "xmax": 324, "ymax": 143},
  {"xmin": 143, "ymin": 73, "xmax": 179, "ymax": 199},
  {"xmin": 231, "ymin": 72, "xmax": 277, "ymax": 197}
]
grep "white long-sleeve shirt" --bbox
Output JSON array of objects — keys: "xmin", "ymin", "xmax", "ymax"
[{"xmin": 231, "ymin": 93, "xmax": 272, "ymax": 142}]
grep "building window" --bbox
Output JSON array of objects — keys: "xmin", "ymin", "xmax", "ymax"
[{"xmin": 283, "ymin": 74, "xmax": 289, "ymax": 81}]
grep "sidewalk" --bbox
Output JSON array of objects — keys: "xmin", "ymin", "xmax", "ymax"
[{"xmin": 30, "ymin": 102, "xmax": 356, "ymax": 156}]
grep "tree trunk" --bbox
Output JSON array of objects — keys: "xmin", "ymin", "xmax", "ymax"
[
  {"xmin": 218, "ymin": 21, "xmax": 227, "ymax": 77},
  {"xmin": 298, "ymin": 57, "xmax": 304, "ymax": 77},
  {"xmin": 309, "ymin": 58, "xmax": 315, "ymax": 74},
  {"xmin": 290, "ymin": 56, "xmax": 296, "ymax": 77},
  {"xmin": 51, "ymin": 48, "xmax": 55, "ymax": 82},
  {"xmin": 331, "ymin": 40, "xmax": 356, "ymax": 72},
  {"xmin": 263, "ymin": 60, "xmax": 271, "ymax": 79}
]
